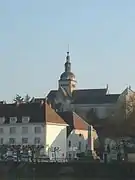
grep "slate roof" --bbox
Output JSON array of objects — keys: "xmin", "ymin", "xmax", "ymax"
[
  {"xmin": 60, "ymin": 71, "xmax": 75, "ymax": 80},
  {"xmin": 0, "ymin": 103, "xmax": 44, "ymax": 124},
  {"xmin": 31, "ymin": 98, "xmax": 46, "ymax": 103},
  {"xmin": 72, "ymin": 88, "xmax": 107, "ymax": 99},
  {"xmin": 0, "ymin": 102, "xmax": 67, "ymax": 125},
  {"xmin": 72, "ymin": 94, "xmax": 120, "ymax": 104},
  {"xmin": 47, "ymin": 90, "xmax": 57, "ymax": 102},
  {"xmin": 47, "ymin": 88, "xmax": 120, "ymax": 104}
]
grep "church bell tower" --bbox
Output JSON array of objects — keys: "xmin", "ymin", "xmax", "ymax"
[{"xmin": 59, "ymin": 51, "xmax": 77, "ymax": 95}]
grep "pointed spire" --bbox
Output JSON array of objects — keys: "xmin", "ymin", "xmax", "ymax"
[
  {"xmin": 66, "ymin": 51, "xmax": 70, "ymax": 62},
  {"xmin": 65, "ymin": 50, "xmax": 71, "ymax": 72},
  {"xmin": 68, "ymin": 44, "xmax": 69, "ymax": 52},
  {"xmin": 66, "ymin": 44, "xmax": 70, "ymax": 62}
]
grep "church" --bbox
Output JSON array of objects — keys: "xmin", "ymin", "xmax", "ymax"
[
  {"xmin": 46, "ymin": 51, "xmax": 135, "ymax": 158},
  {"xmin": 47, "ymin": 51, "xmax": 135, "ymax": 140},
  {"xmin": 47, "ymin": 51, "xmax": 122, "ymax": 123}
]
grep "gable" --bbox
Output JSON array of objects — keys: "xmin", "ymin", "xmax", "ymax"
[
  {"xmin": 45, "ymin": 103, "xmax": 67, "ymax": 125},
  {"xmin": 57, "ymin": 111, "xmax": 89, "ymax": 131},
  {"xmin": 73, "ymin": 112, "xmax": 89, "ymax": 130}
]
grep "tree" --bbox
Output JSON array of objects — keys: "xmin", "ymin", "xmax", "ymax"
[
  {"xmin": 24, "ymin": 94, "xmax": 31, "ymax": 103},
  {"xmin": 86, "ymin": 108, "xmax": 101, "ymax": 125},
  {"xmin": 104, "ymin": 91, "xmax": 135, "ymax": 137},
  {"xmin": 85, "ymin": 89, "xmax": 135, "ymax": 138},
  {"xmin": 13, "ymin": 94, "xmax": 24, "ymax": 104}
]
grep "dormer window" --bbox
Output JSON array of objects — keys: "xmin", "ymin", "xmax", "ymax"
[
  {"xmin": 10, "ymin": 117, "xmax": 17, "ymax": 124},
  {"xmin": 0, "ymin": 117, "xmax": 5, "ymax": 124},
  {"xmin": 22, "ymin": 116, "xmax": 30, "ymax": 123}
]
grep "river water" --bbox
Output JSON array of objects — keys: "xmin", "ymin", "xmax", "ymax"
[
  {"xmin": 5, "ymin": 179, "xmax": 123, "ymax": 180},
  {"xmin": 5, "ymin": 178, "xmax": 134, "ymax": 180}
]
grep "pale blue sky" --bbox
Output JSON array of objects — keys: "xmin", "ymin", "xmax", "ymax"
[{"xmin": 0, "ymin": 0, "xmax": 135, "ymax": 101}]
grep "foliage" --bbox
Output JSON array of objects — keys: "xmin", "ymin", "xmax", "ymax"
[
  {"xmin": 13, "ymin": 94, "xmax": 31, "ymax": 104},
  {"xmin": 105, "ymin": 91, "xmax": 135, "ymax": 137},
  {"xmin": 24, "ymin": 94, "xmax": 31, "ymax": 103},
  {"xmin": 86, "ymin": 90, "xmax": 135, "ymax": 137},
  {"xmin": 13, "ymin": 94, "xmax": 24, "ymax": 103}
]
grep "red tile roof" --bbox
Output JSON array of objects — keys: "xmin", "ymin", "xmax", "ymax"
[
  {"xmin": 58, "ymin": 111, "xmax": 89, "ymax": 130},
  {"xmin": 73, "ymin": 112, "xmax": 89, "ymax": 130},
  {"xmin": 45, "ymin": 103, "xmax": 67, "ymax": 125}
]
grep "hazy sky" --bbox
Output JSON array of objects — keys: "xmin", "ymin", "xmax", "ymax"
[{"xmin": 0, "ymin": 0, "xmax": 135, "ymax": 101}]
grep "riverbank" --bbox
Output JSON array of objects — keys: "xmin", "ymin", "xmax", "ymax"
[{"xmin": 1, "ymin": 161, "xmax": 135, "ymax": 179}]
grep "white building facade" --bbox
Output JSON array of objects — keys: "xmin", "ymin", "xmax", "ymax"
[
  {"xmin": 45, "ymin": 122, "xmax": 67, "ymax": 159},
  {"xmin": 58, "ymin": 111, "xmax": 98, "ymax": 159},
  {"xmin": 0, "ymin": 121, "xmax": 45, "ymax": 146},
  {"xmin": 0, "ymin": 102, "xmax": 68, "ymax": 160}
]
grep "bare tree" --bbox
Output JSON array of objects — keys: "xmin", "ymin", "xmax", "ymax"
[
  {"xmin": 105, "ymin": 92, "xmax": 135, "ymax": 137},
  {"xmin": 24, "ymin": 94, "xmax": 31, "ymax": 103},
  {"xmin": 13, "ymin": 94, "xmax": 24, "ymax": 104}
]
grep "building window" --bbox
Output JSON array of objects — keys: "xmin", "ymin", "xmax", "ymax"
[
  {"xmin": 10, "ymin": 117, "xmax": 17, "ymax": 124},
  {"xmin": 68, "ymin": 140, "xmax": 71, "ymax": 148},
  {"xmin": 22, "ymin": 116, "xmax": 30, "ymax": 123},
  {"xmin": 22, "ymin": 127, "xmax": 28, "ymax": 134},
  {"xmin": 22, "ymin": 138, "xmax": 28, "ymax": 144},
  {"xmin": 9, "ymin": 138, "xmax": 16, "ymax": 145},
  {"xmin": 10, "ymin": 127, "xmax": 16, "ymax": 134},
  {"xmin": 0, "ymin": 117, "xmax": 5, "ymax": 124},
  {"xmin": 34, "ymin": 127, "xmax": 41, "ymax": 134},
  {"xmin": 0, "ymin": 128, "xmax": 4, "ymax": 134},
  {"xmin": 34, "ymin": 137, "xmax": 40, "ymax": 144},
  {"xmin": 0, "ymin": 138, "xmax": 3, "ymax": 144}
]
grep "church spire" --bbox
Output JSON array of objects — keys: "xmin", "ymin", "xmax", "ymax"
[
  {"xmin": 66, "ymin": 44, "xmax": 70, "ymax": 62},
  {"xmin": 59, "ymin": 50, "xmax": 77, "ymax": 94},
  {"xmin": 65, "ymin": 51, "xmax": 71, "ymax": 72},
  {"xmin": 66, "ymin": 51, "xmax": 70, "ymax": 62}
]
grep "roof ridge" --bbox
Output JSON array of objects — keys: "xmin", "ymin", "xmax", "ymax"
[
  {"xmin": 106, "ymin": 94, "xmax": 120, "ymax": 96},
  {"xmin": 74, "ymin": 88, "xmax": 107, "ymax": 91}
]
